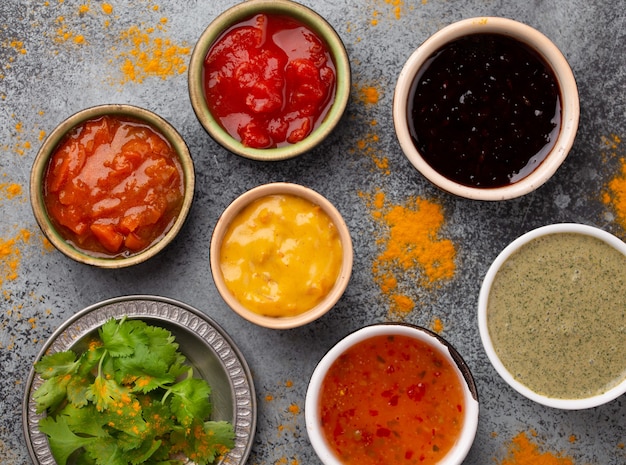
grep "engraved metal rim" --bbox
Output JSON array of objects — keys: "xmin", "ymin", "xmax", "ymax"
[{"xmin": 22, "ymin": 295, "xmax": 256, "ymax": 465}]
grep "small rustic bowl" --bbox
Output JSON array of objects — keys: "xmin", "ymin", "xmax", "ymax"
[
  {"xmin": 188, "ymin": 0, "xmax": 351, "ymax": 161},
  {"xmin": 393, "ymin": 17, "xmax": 579, "ymax": 200},
  {"xmin": 210, "ymin": 182, "xmax": 353, "ymax": 329},
  {"xmin": 23, "ymin": 295, "xmax": 256, "ymax": 465},
  {"xmin": 305, "ymin": 323, "xmax": 480, "ymax": 465},
  {"xmin": 30, "ymin": 104, "xmax": 195, "ymax": 268},
  {"xmin": 478, "ymin": 223, "xmax": 626, "ymax": 409}
]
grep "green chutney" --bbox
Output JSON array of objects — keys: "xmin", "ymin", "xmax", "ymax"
[{"xmin": 487, "ymin": 232, "xmax": 626, "ymax": 399}]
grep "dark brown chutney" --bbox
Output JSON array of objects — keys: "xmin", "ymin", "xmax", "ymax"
[{"xmin": 408, "ymin": 33, "xmax": 561, "ymax": 188}]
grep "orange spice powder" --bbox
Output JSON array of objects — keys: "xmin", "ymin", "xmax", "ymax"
[
  {"xmin": 431, "ymin": 317, "xmax": 444, "ymax": 333},
  {"xmin": 369, "ymin": 0, "xmax": 406, "ymax": 25},
  {"xmin": 361, "ymin": 190, "xmax": 456, "ymax": 315},
  {"xmin": 354, "ymin": 130, "xmax": 390, "ymax": 175},
  {"xmin": 0, "ymin": 229, "xmax": 31, "ymax": 288},
  {"xmin": 602, "ymin": 135, "xmax": 626, "ymax": 232},
  {"xmin": 1, "ymin": 183, "xmax": 22, "ymax": 199},
  {"xmin": 499, "ymin": 431, "xmax": 575, "ymax": 465},
  {"xmin": 351, "ymin": 83, "xmax": 390, "ymax": 174},
  {"xmin": 356, "ymin": 84, "xmax": 380, "ymax": 105},
  {"xmin": 115, "ymin": 24, "xmax": 190, "ymax": 83}
]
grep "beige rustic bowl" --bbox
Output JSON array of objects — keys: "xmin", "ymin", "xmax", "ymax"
[
  {"xmin": 393, "ymin": 17, "xmax": 579, "ymax": 200},
  {"xmin": 188, "ymin": 0, "xmax": 351, "ymax": 161},
  {"xmin": 30, "ymin": 104, "xmax": 195, "ymax": 268},
  {"xmin": 305, "ymin": 323, "xmax": 479, "ymax": 465},
  {"xmin": 210, "ymin": 182, "xmax": 353, "ymax": 329}
]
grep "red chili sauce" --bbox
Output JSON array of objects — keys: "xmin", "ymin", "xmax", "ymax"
[
  {"xmin": 43, "ymin": 115, "xmax": 185, "ymax": 257},
  {"xmin": 319, "ymin": 334, "xmax": 466, "ymax": 465},
  {"xmin": 203, "ymin": 13, "xmax": 336, "ymax": 148},
  {"xmin": 409, "ymin": 33, "xmax": 561, "ymax": 188}
]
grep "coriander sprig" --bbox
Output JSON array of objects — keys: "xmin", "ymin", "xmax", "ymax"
[{"xmin": 34, "ymin": 317, "xmax": 235, "ymax": 465}]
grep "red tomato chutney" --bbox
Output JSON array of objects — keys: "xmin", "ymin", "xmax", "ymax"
[
  {"xmin": 203, "ymin": 13, "xmax": 336, "ymax": 148},
  {"xmin": 43, "ymin": 115, "xmax": 185, "ymax": 257},
  {"xmin": 319, "ymin": 334, "xmax": 466, "ymax": 465}
]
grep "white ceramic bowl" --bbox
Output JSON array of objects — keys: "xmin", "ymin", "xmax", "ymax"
[
  {"xmin": 305, "ymin": 323, "xmax": 479, "ymax": 465},
  {"xmin": 188, "ymin": 0, "xmax": 351, "ymax": 161},
  {"xmin": 478, "ymin": 223, "xmax": 626, "ymax": 409},
  {"xmin": 393, "ymin": 17, "xmax": 579, "ymax": 200},
  {"xmin": 210, "ymin": 182, "xmax": 353, "ymax": 329}
]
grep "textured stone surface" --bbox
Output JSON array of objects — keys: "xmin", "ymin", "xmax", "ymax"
[{"xmin": 0, "ymin": 1, "xmax": 624, "ymax": 464}]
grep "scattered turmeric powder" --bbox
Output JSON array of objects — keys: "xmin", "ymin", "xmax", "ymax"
[
  {"xmin": 601, "ymin": 135, "xmax": 626, "ymax": 234},
  {"xmin": 354, "ymin": 131, "xmax": 390, "ymax": 175},
  {"xmin": 101, "ymin": 3, "xmax": 113, "ymax": 15},
  {"xmin": 115, "ymin": 24, "xmax": 190, "ymax": 83},
  {"xmin": 368, "ymin": 0, "xmax": 407, "ymax": 25},
  {"xmin": 273, "ymin": 456, "xmax": 300, "ymax": 465},
  {"xmin": 0, "ymin": 229, "xmax": 31, "ymax": 288},
  {"xmin": 361, "ymin": 190, "xmax": 456, "ymax": 316},
  {"xmin": 371, "ymin": 10, "xmax": 379, "ymax": 26},
  {"xmin": 431, "ymin": 317, "xmax": 444, "ymax": 333},
  {"xmin": 1, "ymin": 183, "xmax": 22, "ymax": 200},
  {"xmin": 351, "ymin": 83, "xmax": 390, "ymax": 175},
  {"xmin": 356, "ymin": 84, "xmax": 380, "ymax": 105},
  {"xmin": 499, "ymin": 431, "xmax": 575, "ymax": 465},
  {"xmin": 53, "ymin": 15, "xmax": 87, "ymax": 45}
]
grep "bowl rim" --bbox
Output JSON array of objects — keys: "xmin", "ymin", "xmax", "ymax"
[
  {"xmin": 22, "ymin": 294, "xmax": 257, "ymax": 465},
  {"xmin": 393, "ymin": 16, "xmax": 580, "ymax": 201},
  {"xmin": 209, "ymin": 182, "xmax": 354, "ymax": 329},
  {"xmin": 304, "ymin": 323, "xmax": 480, "ymax": 465},
  {"xmin": 29, "ymin": 104, "xmax": 195, "ymax": 269},
  {"xmin": 478, "ymin": 223, "xmax": 626, "ymax": 409},
  {"xmin": 188, "ymin": 0, "xmax": 351, "ymax": 161}
]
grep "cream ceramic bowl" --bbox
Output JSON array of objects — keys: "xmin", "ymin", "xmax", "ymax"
[
  {"xmin": 393, "ymin": 17, "xmax": 579, "ymax": 200},
  {"xmin": 30, "ymin": 104, "xmax": 195, "ymax": 269},
  {"xmin": 188, "ymin": 0, "xmax": 351, "ymax": 161},
  {"xmin": 478, "ymin": 223, "xmax": 626, "ymax": 409},
  {"xmin": 210, "ymin": 182, "xmax": 353, "ymax": 329},
  {"xmin": 305, "ymin": 323, "xmax": 480, "ymax": 465}
]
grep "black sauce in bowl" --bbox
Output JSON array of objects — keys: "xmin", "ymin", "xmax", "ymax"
[{"xmin": 408, "ymin": 33, "xmax": 561, "ymax": 188}]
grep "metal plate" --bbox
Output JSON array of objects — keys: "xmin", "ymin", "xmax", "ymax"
[{"xmin": 22, "ymin": 295, "xmax": 256, "ymax": 465}]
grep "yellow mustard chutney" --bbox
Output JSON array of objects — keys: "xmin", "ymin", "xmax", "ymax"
[{"xmin": 219, "ymin": 194, "xmax": 343, "ymax": 317}]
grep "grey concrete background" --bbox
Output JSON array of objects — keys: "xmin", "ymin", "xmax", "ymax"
[{"xmin": 1, "ymin": 0, "xmax": 624, "ymax": 464}]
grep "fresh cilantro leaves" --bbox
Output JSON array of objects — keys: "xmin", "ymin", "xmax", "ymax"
[{"xmin": 33, "ymin": 317, "xmax": 235, "ymax": 465}]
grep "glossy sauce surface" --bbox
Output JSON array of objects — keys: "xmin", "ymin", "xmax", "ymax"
[
  {"xmin": 409, "ymin": 33, "xmax": 561, "ymax": 188},
  {"xmin": 43, "ymin": 115, "xmax": 184, "ymax": 257},
  {"xmin": 319, "ymin": 334, "xmax": 466, "ymax": 465},
  {"xmin": 204, "ymin": 13, "xmax": 336, "ymax": 148},
  {"xmin": 219, "ymin": 194, "xmax": 343, "ymax": 317},
  {"xmin": 487, "ymin": 233, "xmax": 626, "ymax": 398}
]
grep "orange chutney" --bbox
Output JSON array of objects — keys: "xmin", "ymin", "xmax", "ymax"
[
  {"xmin": 319, "ymin": 334, "xmax": 466, "ymax": 464},
  {"xmin": 43, "ymin": 115, "xmax": 185, "ymax": 257}
]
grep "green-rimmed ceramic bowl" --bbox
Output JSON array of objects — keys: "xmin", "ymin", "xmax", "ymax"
[
  {"xmin": 30, "ymin": 104, "xmax": 195, "ymax": 268},
  {"xmin": 188, "ymin": 0, "xmax": 351, "ymax": 161}
]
